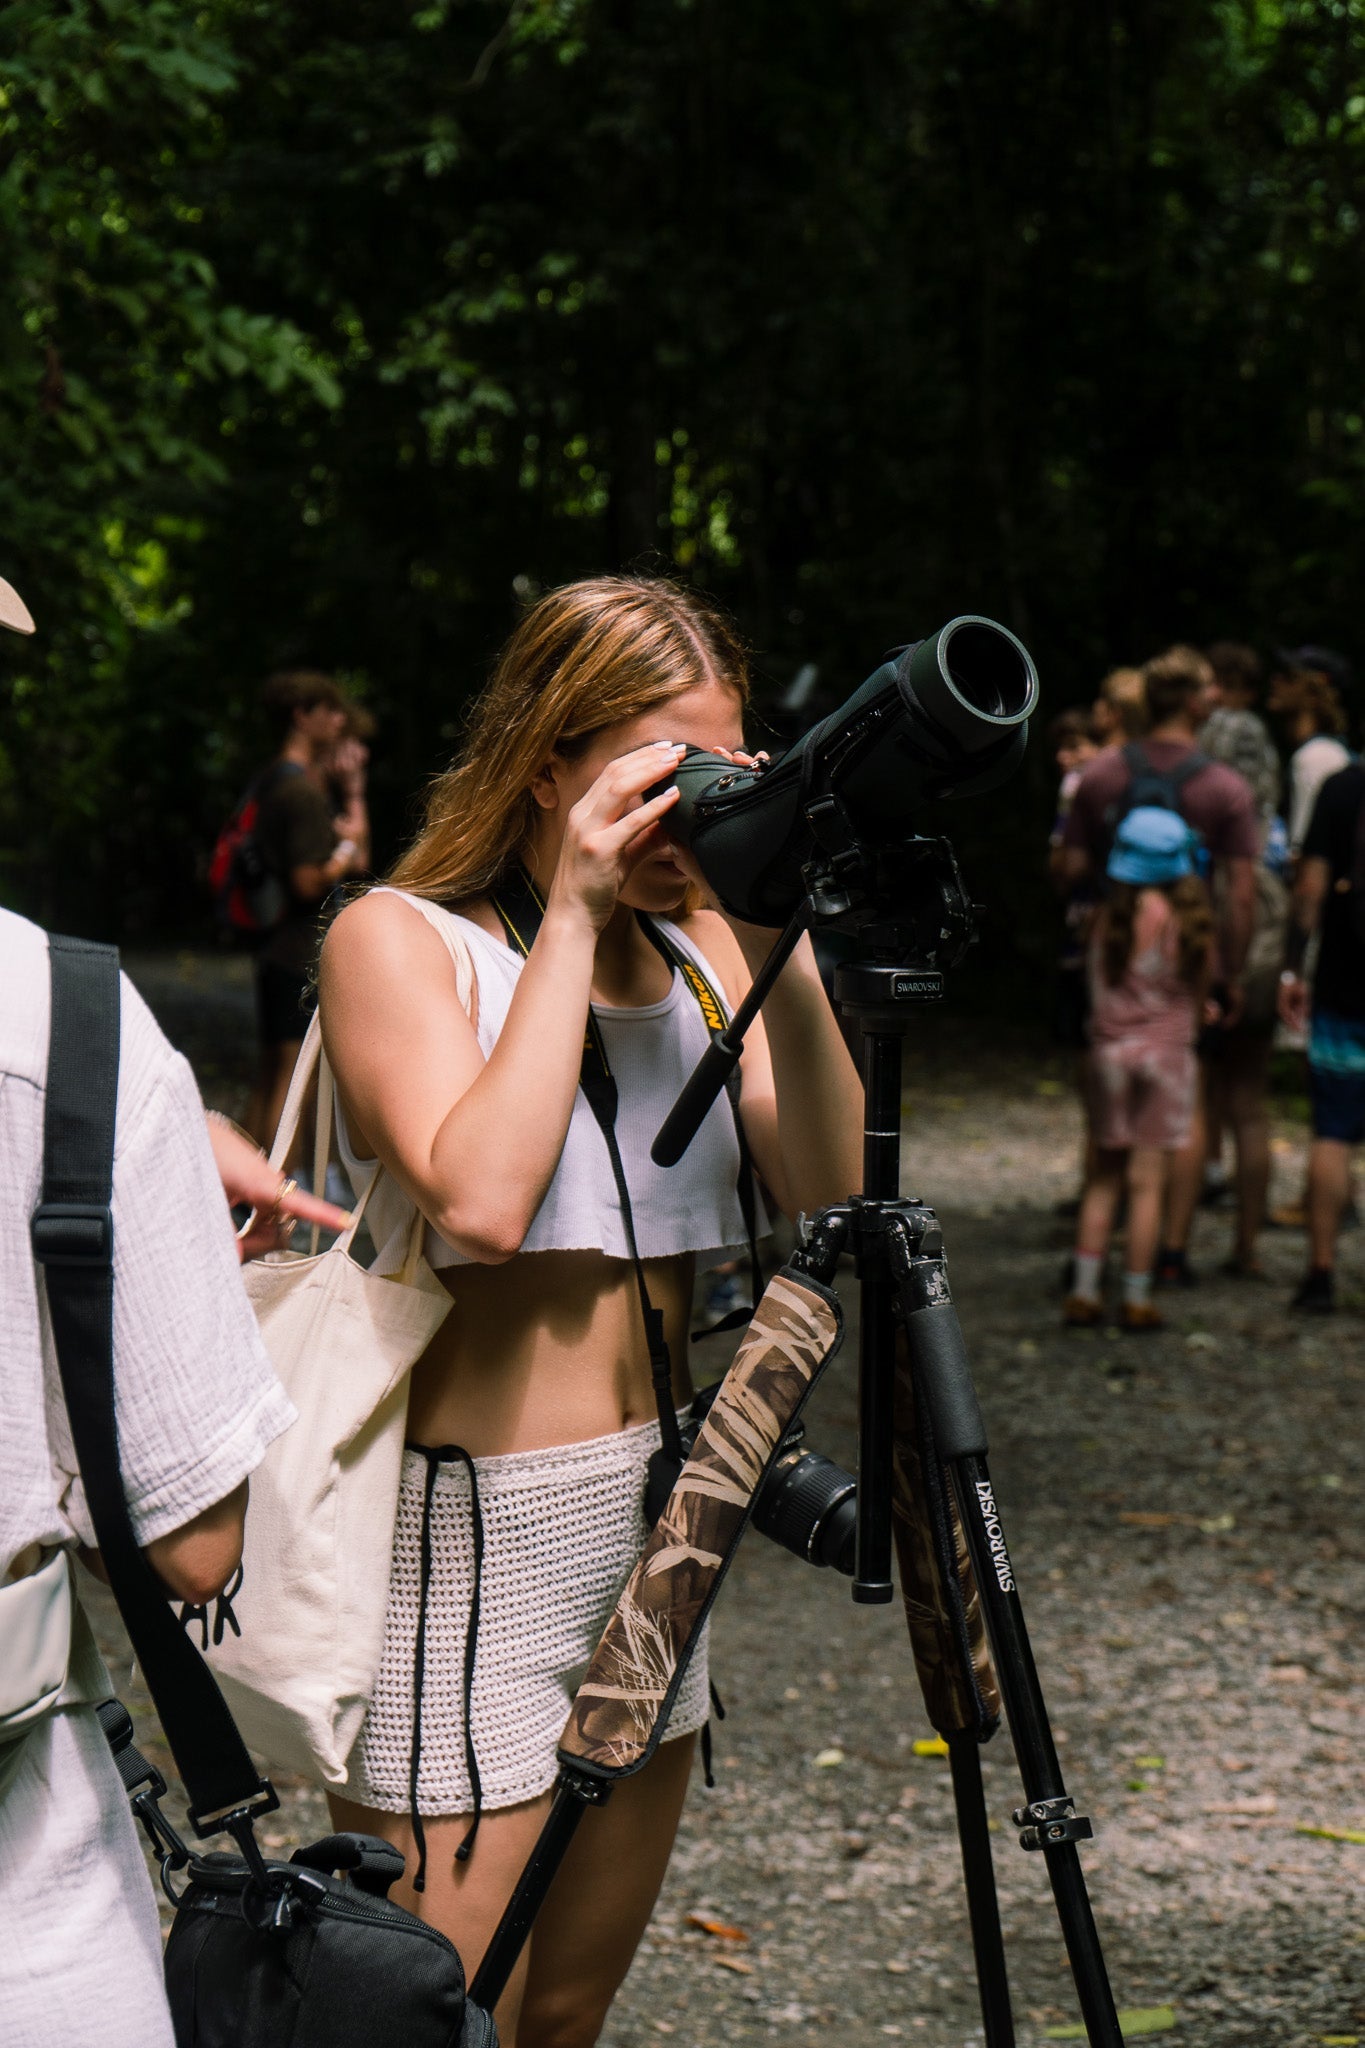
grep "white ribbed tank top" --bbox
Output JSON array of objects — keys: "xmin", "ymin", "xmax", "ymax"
[{"xmin": 335, "ymin": 888, "xmax": 767, "ymax": 1274}]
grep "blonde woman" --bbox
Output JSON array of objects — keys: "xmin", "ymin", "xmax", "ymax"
[{"xmin": 319, "ymin": 577, "xmax": 862, "ymax": 2047}]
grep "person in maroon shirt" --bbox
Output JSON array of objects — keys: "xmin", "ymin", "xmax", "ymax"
[{"xmin": 1059, "ymin": 646, "xmax": 1260, "ymax": 1283}]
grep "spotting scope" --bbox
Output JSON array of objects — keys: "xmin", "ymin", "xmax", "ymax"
[{"xmin": 650, "ymin": 615, "xmax": 1039, "ymax": 926}]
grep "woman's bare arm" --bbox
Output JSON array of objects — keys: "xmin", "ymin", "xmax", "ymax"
[
  {"xmin": 320, "ymin": 742, "xmax": 685, "ymax": 1262},
  {"xmin": 680, "ymin": 910, "xmax": 863, "ymax": 1220}
]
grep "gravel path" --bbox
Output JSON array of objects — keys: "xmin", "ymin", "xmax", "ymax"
[{"xmin": 97, "ymin": 960, "xmax": 1365, "ymax": 2047}]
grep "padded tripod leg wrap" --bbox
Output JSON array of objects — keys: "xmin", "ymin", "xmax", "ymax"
[
  {"xmin": 892, "ymin": 1325, "xmax": 1001, "ymax": 1740},
  {"xmin": 558, "ymin": 1266, "xmax": 843, "ymax": 1779}
]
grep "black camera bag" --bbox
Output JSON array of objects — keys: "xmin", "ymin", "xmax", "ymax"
[{"xmin": 33, "ymin": 934, "xmax": 495, "ymax": 2048}]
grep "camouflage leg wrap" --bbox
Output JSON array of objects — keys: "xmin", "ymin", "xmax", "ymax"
[
  {"xmin": 891, "ymin": 1324, "xmax": 1000, "ymax": 1739},
  {"xmin": 558, "ymin": 1267, "xmax": 844, "ymax": 1779}
]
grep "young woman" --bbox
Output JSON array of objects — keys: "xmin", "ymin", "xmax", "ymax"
[
  {"xmin": 318, "ymin": 577, "xmax": 862, "ymax": 2047},
  {"xmin": 1065, "ymin": 806, "xmax": 1215, "ymax": 1334}
]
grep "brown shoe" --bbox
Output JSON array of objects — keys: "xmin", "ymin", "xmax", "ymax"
[
  {"xmin": 1119, "ymin": 1302, "xmax": 1165, "ymax": 1334},
  {"xmin": 1063, "ymin": 1295, "xmax": 1104, "ymax": 1328}
]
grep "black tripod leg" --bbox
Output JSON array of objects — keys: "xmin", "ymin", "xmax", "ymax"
[
  {"xmin": 469, "ymin": 1773, "xmax": 604, "ymax": 2011},
  {"xmin": 892, "ymin": 1243, "xmax": 1123, "ymax": 2048},
  {"xmin": 947, "ymin": 1731, "xmax": 1015, "ymax": 2048}
]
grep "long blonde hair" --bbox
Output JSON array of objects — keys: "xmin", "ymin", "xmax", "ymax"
[{"xmin": 388, "ymin": 576, "xmax": 750, "ymax": 905}]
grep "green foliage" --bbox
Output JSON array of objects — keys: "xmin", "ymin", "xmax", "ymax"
[{"xmin": 3, "ymin": 0, "xmax": 1365, "ymax": 978}]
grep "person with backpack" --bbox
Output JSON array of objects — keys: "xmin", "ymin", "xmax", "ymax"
[
  {"xmin": 235, "ymin": 671, "xmax": 370, "ymax": 1146},
  {"xmin": 1060, "ymin": 644, "xmax": 1260, "ymax": 1283},
  {"xmin": 0, "ymin": 573, "xmax": 351, "ymax": 2048},
  {"xmin": 1278, "ymin": 759, "xmax": 1365, "ymax": 1311},
  {"xmin": 1064, "ymin": 808, "xmax": 1216, "ymax": 1331}
]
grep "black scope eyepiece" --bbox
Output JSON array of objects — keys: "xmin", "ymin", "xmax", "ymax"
[{"xmin": 649, "ymin": 614, "xmax": 1038, "ymax": 926}]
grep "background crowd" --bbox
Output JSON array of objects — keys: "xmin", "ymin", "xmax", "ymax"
[{"xmin": 1047, "ymin": 641, "xmax": 1363, "ymax": 1326}]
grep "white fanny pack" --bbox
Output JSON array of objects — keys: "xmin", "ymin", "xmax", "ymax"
[{"xmin": 0, "ymin": 1546, "xmax": 74, "ymax": 1741}]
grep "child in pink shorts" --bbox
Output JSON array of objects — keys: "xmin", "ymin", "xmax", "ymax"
[{"xmin": 1066, "ymin": 807, "xmax": 1215, "ymax": 1331}]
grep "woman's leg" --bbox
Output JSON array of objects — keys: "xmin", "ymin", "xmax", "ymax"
[
  {"xmin": 1075, "ymin": 1147, "xmax": 1126, "ymax": 1276},
  {"xmin": 327, "ymin": 1789, "xmax": 555, "ymax": 2045},
  {"xmin": 1124, "ymin": 1146, "xmax": 1166, "ymax": 1279},
  {"xmin": 330, "ymin": 1732, "xmax": 695, "ymax": 2048},
  {"xmin": 1224, "ymin": 1033, "xmax": 1273, "ymax": 1267},
  {"xmin": 515, "ymin": 1732, "xmax": 696, "ymax": 2048}
]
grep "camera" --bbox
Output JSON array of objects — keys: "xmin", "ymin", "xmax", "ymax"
[
  {"xmin": 649, "ymin": 1387, "xmax": 857, "ymax": 1576},
  {"xmin": 750, "ymin": 1429, "xmax": 857, "ymax": 1575},
  {"xmin": 651, "ymin": 615, "xmax": 1038, "ymax": 926}
]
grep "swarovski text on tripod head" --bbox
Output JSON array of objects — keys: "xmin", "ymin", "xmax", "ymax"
[{"xmin": 646, "ymin": 615, "xmax": 1039, "ymax": 926}]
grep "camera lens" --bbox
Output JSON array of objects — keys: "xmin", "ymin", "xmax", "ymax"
[{"xmin": 752, "ymin": 1444, "xmax": 857, "ymax": 1576}]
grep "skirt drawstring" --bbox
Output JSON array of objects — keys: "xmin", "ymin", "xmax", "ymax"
[{"xmin": 407, "ymin": 1443, "xmax": 485, "ymax": 1892}]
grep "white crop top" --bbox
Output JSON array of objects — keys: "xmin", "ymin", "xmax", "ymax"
[{"xmin": 335, "ymin": 888, "xmax": 768, "ymax": 1275}]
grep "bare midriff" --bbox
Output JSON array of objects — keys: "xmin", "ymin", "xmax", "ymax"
[{"xmin": 405, "ymin": 1248, "xmax": 697, "ymax": 1458}]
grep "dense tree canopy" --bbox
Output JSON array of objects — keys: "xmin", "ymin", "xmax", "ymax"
[{"xmin": 3, "ymin": 0, "xmax": 1364, "ymax": 987}]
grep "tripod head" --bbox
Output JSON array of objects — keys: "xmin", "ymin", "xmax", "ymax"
[{"xmin": 650, "ymin": 829, "xmax": 979, "ymax": 1168}]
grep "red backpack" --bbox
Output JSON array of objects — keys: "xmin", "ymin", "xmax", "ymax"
[{"xmin": 208, "ymin": 762, "xmax": 303, "ymax": 941}]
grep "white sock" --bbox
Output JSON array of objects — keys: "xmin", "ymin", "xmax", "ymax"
[
  {"xmin": 1123, "ymin": 1270, "xmax": 1153, "ymax": 1308},
  {"xmin": 1072, "ymin": 1252, "xmax": 1103, "ymax": 1302}
]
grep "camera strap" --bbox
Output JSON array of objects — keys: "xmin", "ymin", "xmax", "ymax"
[
  {"xmin": 490, "ymin": 866, "xmax": 761, "ymax": 1460},
  {"xmin": 31, "ymin": 935, "xmax": 278, "ymax": 1841}
]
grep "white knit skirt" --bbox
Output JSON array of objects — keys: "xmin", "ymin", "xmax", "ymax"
[{"xmin": 344, "ymin": 1416, "xmax": 711, "ymax": 1818}]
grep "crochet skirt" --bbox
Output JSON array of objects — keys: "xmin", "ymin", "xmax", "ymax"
[{"xmin": 343, "ymin": 1416, "xmax": 711, "ymax": 1820}]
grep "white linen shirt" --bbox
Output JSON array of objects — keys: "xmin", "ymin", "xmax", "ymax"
[{"xmin": 0, "ymin": 908, "xmax": 295, "ymax": 1580}]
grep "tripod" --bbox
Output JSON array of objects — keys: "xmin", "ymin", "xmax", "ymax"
[
  {"xmin": 473, "ymin": 835, "xmax": 1122, "ymax": 2046},
  {"xmin": 781, "ymin": 893, "xmax": 1122, "ymax": 2046}
]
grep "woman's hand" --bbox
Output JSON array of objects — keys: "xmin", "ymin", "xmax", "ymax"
[
  {"xmin": 205, "ymin": 1113, "xmax": 354, "ymax": 1260},
  {"xmin": 548, "ymin": 740, "xmax": 685, "ymax": 931}
]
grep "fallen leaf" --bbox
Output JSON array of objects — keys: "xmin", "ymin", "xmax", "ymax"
[
  {"xmin": 1199, "ymin": 1513, "xmax": 1236, "ymax": 1534},
  {"xmin": 1320, "ymin": 2036, "xmax": 1359, "ymax": 2044},
  {"xmin": 1298, "ymin": 1825, "xmax": 1365, "ymax": 1846},
  {"xmin": 884, "ymin": 1960, "xmax": 910, "ymax": 1974},
  {"xmin": 1134, "ymin": 1756, "xmax": 1166, "ymax": 1770},
  {"xmin": 686, "ymin": 1913, "xmax": 750, "ymax": 1942},
  {"xmin": 1204, "ymin": 1795, "xmax": 1278, "ymax": 1815},
  {"xmin": 1267, "ymin": 1665, "xmax": 1309, "ymax": 1683},
  {"xmin": 1046, "ymin": 2008, "xmax": 1177, "ymax": 2039},
  {"xmin": 912, "ymin": 1737, "xmax": 949, "ymax": 1758},
  {"xmin": 1118, "ymin": 1511, "xmax": 1185, "ymax": 1528},
  {"xmin": 813, "ymin": 1747, "xmax": 846, "ymax": 1768},
  {"xmin": 715, "ymin": 1955, "xmax": 754, "ymax": 1975}
]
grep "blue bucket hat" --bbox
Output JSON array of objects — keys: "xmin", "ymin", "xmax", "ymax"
[{"xmin": 1107, "ymin": 805, "xmax": 1198, "ymax": 886}]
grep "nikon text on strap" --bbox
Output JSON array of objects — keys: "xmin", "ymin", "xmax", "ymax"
[{"xmin": 31, "ymin": 935, "xmax": 278, "ymax": 1839}]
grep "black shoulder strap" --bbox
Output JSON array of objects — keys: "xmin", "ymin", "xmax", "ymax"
[
  {"xmin": 32, "ymin": 935, "xmax": 276, "ymax": 1839},
  {"xmin": 491, "ymin": 868, "xmax": 682, "ymax": 1462},
  {"xmin": 1167, "ymin": 749, "xmax": 1211, "ymax": 795},
  {"xmin": 636, "ymin": 917, "xmax": 764, "ymax": 1331}
]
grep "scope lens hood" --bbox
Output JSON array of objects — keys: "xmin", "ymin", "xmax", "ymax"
[{"xmin": 648, "ymin": 612, "xmax": 1039, "ymax": 925}]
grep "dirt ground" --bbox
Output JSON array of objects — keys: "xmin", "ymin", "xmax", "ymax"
[{"xmin": 97, "ymin": 955, "xmax": 1365, "ymax": 2047}]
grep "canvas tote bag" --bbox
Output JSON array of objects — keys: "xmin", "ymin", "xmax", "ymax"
[{"xmin": 213, "ymin": 931, "xmax": 473, "ymax": 1784}]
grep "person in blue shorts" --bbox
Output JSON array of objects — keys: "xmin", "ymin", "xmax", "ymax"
[{"xmin": 1279, "ymin": 758, "xmax": 1365, "ymax": 1311}]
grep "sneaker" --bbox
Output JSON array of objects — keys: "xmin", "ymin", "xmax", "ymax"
[
  {"xmin": 1119, "ymin": 1302, "xmax": 1165, "ymax": 1334},
  {"xmin": 1063, "ymin": 1294, "xmax": 1104, "ymax": 1328},
  {"xmin": 1154, "ymin": 1248, "xmax": 1197, "ymax": 1288},
  {"xmin": 1290, "ymin": 1269, "xmax": 1335, "ymax": 1314}
]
